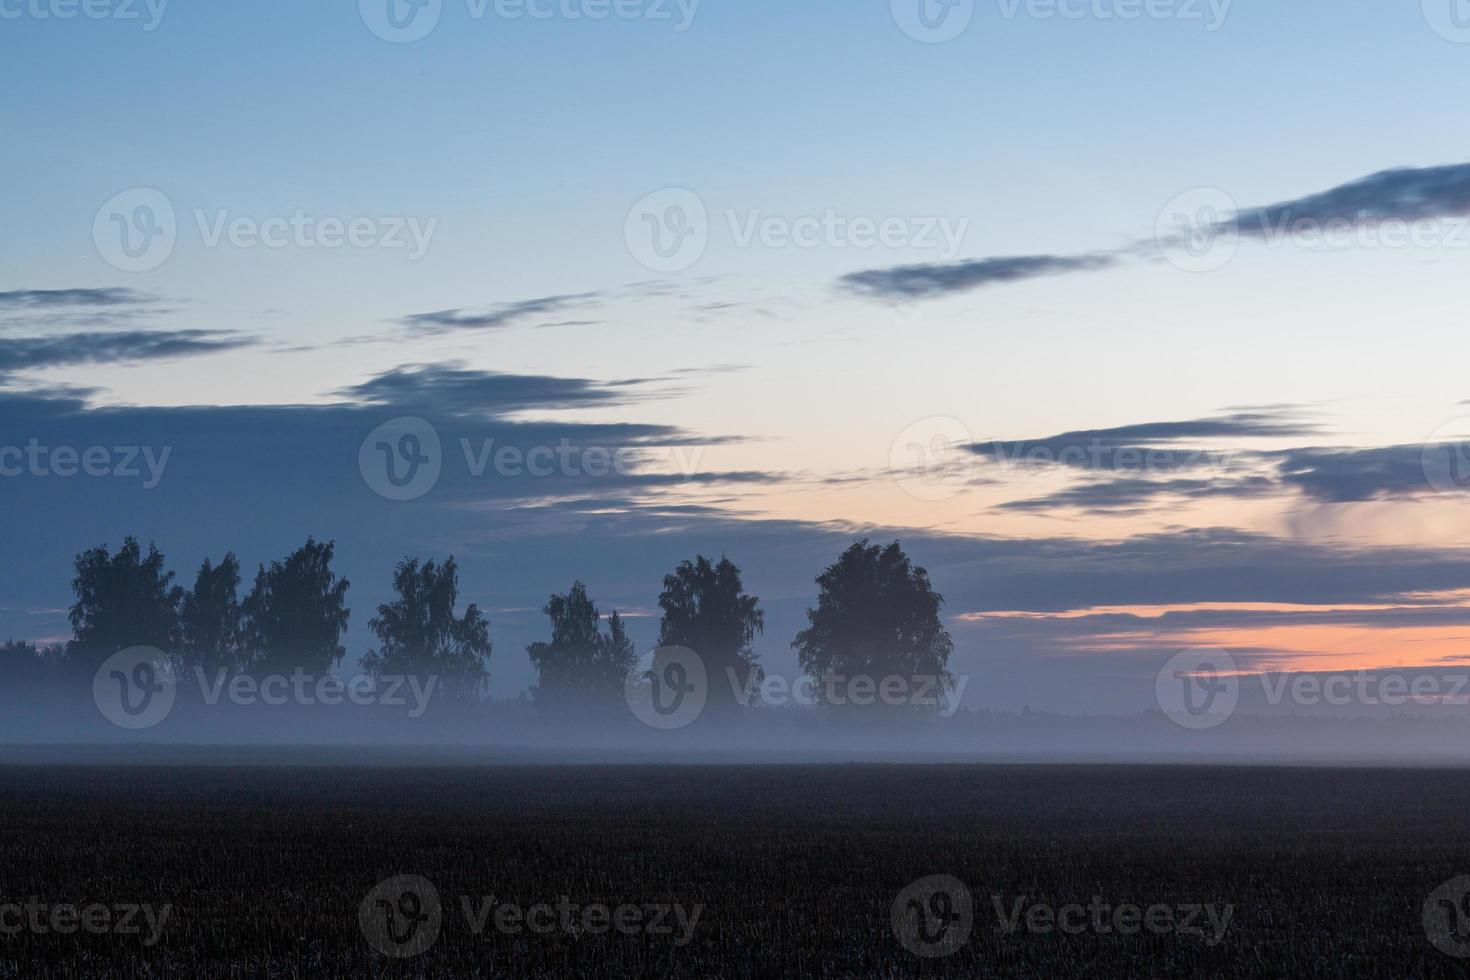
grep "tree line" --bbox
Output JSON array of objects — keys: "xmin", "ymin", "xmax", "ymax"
[{"xmin": 1, "ymin": 536, "xmax": 954, "ymax": 714}]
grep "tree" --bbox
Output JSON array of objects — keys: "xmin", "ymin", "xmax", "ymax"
[
  {"xmin": 601, "ymin": 610, "xmax": 637, "ymax": 697},
  {"xmin": 177, "ymin": 554, "xmax": 245, "ymax": 675},
  {"xmin": 363, "ymin": 557, "xmax": 490, "ymax": 702},
  {"xmin": 527, "ymin": 581, "xmax": 637, "ymax": 713},
  {"xmin": 657, "ymin": 556, "xmax": 762, "ymax": 717},
  {"xmin": 792, "ymin": 540, "xmax": 953, "ymax": 712},
  {"xmin": 0, "ymin": 640, "xmax": 57, "ymax": 690},
  {"xmin": 66, "ymin": 537, "xmax": 182, "ymax": 670},
  {"xmin": 241, "ymin": 538, "xmax": 350, "ymax": 675}
]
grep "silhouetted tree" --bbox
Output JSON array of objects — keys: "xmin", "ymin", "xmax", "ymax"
[
  {"xmin": 601, "ymin": 610, "xmax": 637, "ymax": 694},
  {"xmin": 177, "ymin": 553, "xmax": 245, "ymax": 675},
  {"xmin": 527, "ymin": 582, "xmax": 638, "ymax": 713},
  {"xmin": 363, "ymin": 557, "xmax": 490, "ymax": 702},
  {"xmin": 793, "ymin": 540, "xmax": 953, "ymax": 712},
  {"xmin": 1, "ymin": 640, "xmax": 58, "ymax": 690},
  {"xmin": 241, "ymin": 538, "xmax": 350, "ymax": 675},
  {"xmin": 657, "ymin": 556, "xmax": 762, "ymax": 717},
  {"xmin": 66, "ymin": 537, "xmax": 182, "ymax": 671}
]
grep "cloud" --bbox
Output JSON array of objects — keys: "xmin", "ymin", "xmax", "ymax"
[
  {"xmin": 1000, "ymin": 475, "xmax": 1278, "ymax": 514},
  {"xmin": 0, "ymin": 288, "xmax": 153, "ymax": 309},
  {"xmin": 1271, "ymin": 445, "xmax": 1450, "ymax": 503},
  {"xmin": 840, "ymin": 253, "xmax": 1117, "ymax": 299},
  {"xmin": 973, "ymin": 410, "xmax": 1314, "ymax": 473},
  {"xmin": 1229, "ymin": 163, "xmax": 1470, "ymax": 237},
  {"xmin": 0, "ymin": 330, "xmax": 254, "ymax": 377},
  {"xmin": 397, "ymin": 293, "xmax": 602, "ymax": 334},
  {"xmin": 841, "ymin": 161, "xmax": 1470, "ymax": 301},
  {"xmin": 338, "ymin": 362, "xmax": 671, "ymax": 418},
  {"xmin": 972, "ymin": 411, "xmax": 1470, "ymax": 512}
]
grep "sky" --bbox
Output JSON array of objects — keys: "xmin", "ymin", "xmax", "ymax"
[{"xmin": 4, "ymin": 0, "xmax": 1470, "ymax": 712}]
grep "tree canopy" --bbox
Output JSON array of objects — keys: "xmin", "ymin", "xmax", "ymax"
[
  {"xmin": 658, "ymin": 555, "xmax": 763, "ymax": 715},
  {"xmin": 364, "ymin": 557, "xmax": 491, "ymax": 701},
  {"xmin": 528, "ymin": 581, "xmax": 637, "ymax": 713},
  {"xmin": 793, "ymin": 539, "xmax": 953, "ymax": 703}
]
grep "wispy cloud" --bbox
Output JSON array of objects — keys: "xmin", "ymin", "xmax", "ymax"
[
  {"xmin": 841, "ymin": 162, "xmax": 1470, "ymax": 300},
  {"xmin": 840, "ymin": 253, "xmax": 1116, "ymax": 300},
  {"xmin": 337, "ymin": 362, "xmax": 671, "ymax": 418},
  {"xmin": 397, "ymin": 292, "xmax": 602, "ymax": 335},
  {"xmin": 973, "ymin": 410, "xmax": 1315, "ymax": 473},
  {"xmin": 1230, "ymin": 163, "xmax": 1470, "ymax": 236},
  {"xmin": 0, "ymin": 330, "xmax": 254, "ymax": 377},
  {"xmin": 0, "ymin": 288, "xmax": 153, "ymax": 309}
]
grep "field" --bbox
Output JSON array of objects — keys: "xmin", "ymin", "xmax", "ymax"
[{"xmin": 1, "ymin": 762, "xmax": 1469, "ymax": 977}]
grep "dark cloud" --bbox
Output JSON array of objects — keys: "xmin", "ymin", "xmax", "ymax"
[
  {"xmin": 397, "ymin": 293, "xmax": 601, "ymax": 334},
  {"xmin": 973, "ymin": 409, "xmax": 1470, "ymax": 511},
  {"xmin": 841, "ymin": 162, "xmax": 1470, "ymax": 301},
  {"xmin": 338, "ymin": 363, "xmax": 670, "ymax": 418},
  {"xmin": 840, "ymin": 253, "xmax": 1116, "ymax": 299},
  {"xmin": 1230, "ymin": 163, "xmax": 1470, "ymax": 237},
  {"xmin": 973, "ymin": 411, "xmax": 1313, "ymax": 473},
  {"xmin": 0, "ymin": 288, "xmax": 151, "ymax": 309},
  {"xmin": 0, "ymin": 330, "xmax": 254, "ymax": 376},
  {"xmin": 1000, "ymin": 476, "xmax": 1278, "ymax": 514},
  {"xmin": 1271, "ymin": 445, "xmax": 1450, "ymax": 503}
]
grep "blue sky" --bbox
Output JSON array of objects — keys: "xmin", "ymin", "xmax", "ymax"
[{"xmin": 5, "ymin": 0, "xmax": 1470, "ymax": 709}]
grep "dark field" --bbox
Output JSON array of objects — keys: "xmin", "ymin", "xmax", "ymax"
[{"xmin": 3, "ymin": 763, "xmax": 1470, "ymax": 977}]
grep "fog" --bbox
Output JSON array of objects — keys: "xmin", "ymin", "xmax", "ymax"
[{"xmin": 7, "ymin": 675, "xmax": 1470, "ymax": 768}]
